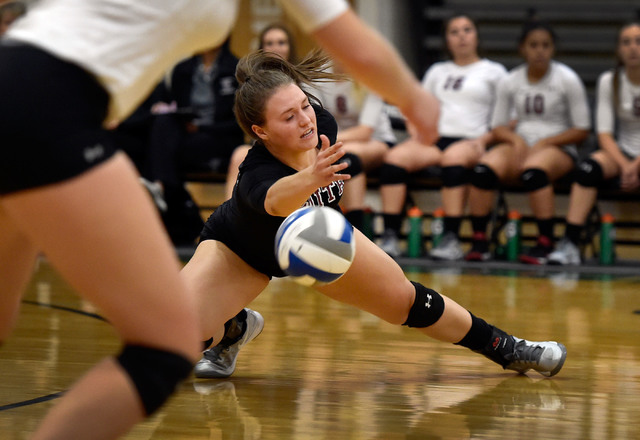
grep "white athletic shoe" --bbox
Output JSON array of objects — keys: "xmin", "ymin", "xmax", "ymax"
[
  {"xmin": 547, "ymin": 238, "xmax": 581, "ymax": 266},
  {"xmin": 429, "ymin": 232, "xmax": 464, "ymax": 261},
  {"xmin": 194, "ymin": 309, "xmax": 264, "ymax": 378},
  {"xmin": 380, "ymin": 229, "xmax": 401, "ymax": 258}
]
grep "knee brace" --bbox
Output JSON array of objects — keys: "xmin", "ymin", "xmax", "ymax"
[
  {"xmin": 521, "ymin": 168, "xmax": 549, "ymax": 192},
  {"xmin": 470, "ymin": 164, "xmax": 499, "ymax": 190},
  {"xmin": 575, "ymin": 158, "xmax": 604, "ymax": 188},
  {"xmin": 117, "ymin": 344, "xmax": 193, "ymax": 416},
  {"xmin": 402, "ymin": 281, "xmax": 445, "ymax": 328},
  {"xmin": 379, "ymin": 163, "xmax": 408, "ymax": 185},
  {"xmin": 338, "ymin": 153, "xmax": 363, "ymax": 177},
  {"xmin": 442, "ymin": 165, "xmax": 470, "ymax": 188}
]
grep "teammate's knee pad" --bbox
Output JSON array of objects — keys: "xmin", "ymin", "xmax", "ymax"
[
  {"xmin": 442, "ymin": 165, "xmax": 470, "ymax": 187},
  {"xmin": 470, "ymin": 164, "xmax": 499, "ymax": 190},
  {"xmin": 575, "ymin": 158, "xmax": 604, "ymax": 188},
  {"xmin": 520, "ymin": 168, "xmax": 550, "ymax": 192},
  {"xmin": 338, "ymin": 153, "xmax": 363, "ymax": 177},
  {"xmin": 117, "ymin": 344, "xmax": 194, "ymax": 416},
  {"xmin": 402, "ymin": 281, "xmax": 445, "ymax": 328},
  {"xmin": 379, "ymin": 163, "xmax": 408, "ymax": 185}
]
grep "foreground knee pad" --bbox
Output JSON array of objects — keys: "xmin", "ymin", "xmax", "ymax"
[
  {"xmin": 379, "ymin": 163, "xmax": 408, "ymax": 185},
  {"xmin": 520, "ymin": 168, "xmax": 549, "ymax": 192},
  {"xmin": 442, "ymin": 165, "xmax": 470, "ymax": 187},
  {"xmin": 470, "ymin": 164, "xmax": 499, "ymax": 190},
  {"xmin": 117, "ymin": 345, "xmax": 193, "ymax": 416},
  {"xmin": 575, "ymin": 158, "xmax": 603, "ymax": 188},
  {"xmin": 402, "ymin": 281, "xmax": 445, "ymax": 328},
  {"xmin": 338, "ymin": 153, "xmax": 363, "ymax": 177}
]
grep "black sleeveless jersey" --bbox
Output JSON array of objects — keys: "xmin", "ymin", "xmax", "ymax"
[{"xmin": 199, "ymin": 106, "xmax": 342, "ymax": 277}]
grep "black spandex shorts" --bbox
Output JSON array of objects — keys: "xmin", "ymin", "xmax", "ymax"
[{"xmin": 0, "ymin": 42, "xmax": 116, "ymax": 195}]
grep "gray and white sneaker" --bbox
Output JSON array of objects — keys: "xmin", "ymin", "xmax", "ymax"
[
  {"xmin": 547, "ymin": 238, "xmax": 581, "ymax": 266},
  {"xmin": 194, "ymin": 309, "xmax": 264, "ymax": 378},
  {"xmin": 478, "ymin": 328, "xmax": 567, "ymax": 377},
  {"xmin": 504, "ymin": 337, "xmax": 567, "ymax": 377},
  {"xmin": 429, "ymin": 232, "xmax": 464, "ymax": 261},
  {"xmin": 379, "ymin": 229, "xmax": 401, "ymax": 258}
]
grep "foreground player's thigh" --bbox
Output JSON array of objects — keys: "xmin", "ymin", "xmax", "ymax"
[{"xmin": 316, "ymin": 228, "xmax": 414, "ymax": 324}]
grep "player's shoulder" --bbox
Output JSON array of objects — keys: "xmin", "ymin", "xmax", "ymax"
[
  {"xmin": 479, "ymin": 58, "xmax": 507, "ymax": 73},
  {"xmin": 551, "ymin": 61, "xmax": 583, "ymax": 83}
]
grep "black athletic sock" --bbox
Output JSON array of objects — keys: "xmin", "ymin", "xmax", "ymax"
[
  {"xmin": 470, "ymin": 215, "xmax": 491, "ymax": 235},
  {"xmin": 202, "ymin": 337, "xmax": 214, "ymax": 350},
  {"xmin": 565, "ymin": 222, "xmax": 583, "ymax": 245},
  {"xmin": 383, "ymin": 213, "xmax": 403, "ymax": 234},
  {"xmin": 455, "ymin": 312, "xmax": 494, "ymax": 351},
  {"xmin": 444, "ymin": 216, "xmax": 462, "ymax": 236},
  {"xmin": 345, "ymin": 209, "xmax": 364, "ymax": 231},
  {"xmin": 537, "ymin": 218, "xmax": 554, "ymax": 241},
  {"xmin": 455, "ymin": 313, "xmax": 515, "ymax": 368}
]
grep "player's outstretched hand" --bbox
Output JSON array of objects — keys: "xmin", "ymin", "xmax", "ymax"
[{"xmin": 311, "ymin": 134, "xmax": 351, "ymax": 186}]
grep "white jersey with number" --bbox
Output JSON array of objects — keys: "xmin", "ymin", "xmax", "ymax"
[
  {"xmin": 421, "ymin": 58, "xmax": 507, "ymax": 138},
  {"xmin": 491, "ymin": 61, "xmax": 591, "ymax": 146},
  {"xmin": 596, "ymin": 69, "xmax": 640, "ymax": 158},
  {"xmin": 315, "ymin": 79, "xmax": 396, "ymax": 144},
  {"xmin": 6, "ymin": 0, "xmax": 348, "ymax": 121}
]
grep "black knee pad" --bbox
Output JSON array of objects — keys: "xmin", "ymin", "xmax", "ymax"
[
  {"xmin": 442, "ymin": 165, "xmax": 470, "ymax": 187},
  {"xmin": 575, "ymin": 158, "xmax": 603, "ymax": 188},
  {"xmin": 402, "ymin": 281, "xmax": 445, "ymax": 328},
  {"xmin": 470, "ymin": 164, "xmax": 499, "ymax": 190},
  {"xmin": 338, "ymin": 153, "xmax": 363, "ymax": 177},
  {"xmin": 379, "ymin": 163, "xmax": 408, "ymax": 185},
  {"xmin": 520, "ymin": 168, "xmax": 549, "ymax": 192},
  {"xmin": 117, "ymin": 345, "xmax": 194, "ymax": 416}
]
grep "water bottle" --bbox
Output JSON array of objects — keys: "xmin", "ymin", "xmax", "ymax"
[
  {"xmin": 599, "ymin": 213, "xmax": 615, "ymax": 265},
  {"xmin": 430, "ymin": 207, "xmax": 445, "ymax": 248},
  {"xmin": 505, "ymin": 210, "xmax": 521, "ymax": 262},
  {"xmin": 407, "ymin": 206, "xmax": 423, "ymax": 258}
]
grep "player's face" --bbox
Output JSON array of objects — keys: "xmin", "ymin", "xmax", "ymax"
[
  {"xmin": 520, "ymin": 29, "xmax": 554, "ymax": 70},
  {"xmin": 618, "ymin": 24, "xmax": 640, "ymax": 69},
  {"xmin": 261, "ymin": 28, "xmax": 291, "ymax": 61},
  {"xmin": 446, "ymin": 17, "xmax": 478, "ymax": 60},
  {"xmin": 253, "ymin": 83, "xmax": 317, "ymax": 152}
]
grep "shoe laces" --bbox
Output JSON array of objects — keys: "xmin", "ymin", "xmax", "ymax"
[
  {"xmin": 508, "ymin": 339, "xmax": 544, "ymax": 367},
  {"xmin": 203, "ymin": 344, "xmax": 229, "ymax": 363}
]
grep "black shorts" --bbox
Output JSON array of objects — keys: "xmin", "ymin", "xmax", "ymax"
[
  {"xmin": 435, "ymin": 136, "xmax": 464, "ymax": 151},
  {"xmin": 0, "ymin": 43, "xmax": 116, "ymax": 195}
]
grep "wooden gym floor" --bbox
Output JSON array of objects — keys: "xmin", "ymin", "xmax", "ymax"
[{"xmin": 1, "ymin": 257, "xmax": 639, "ymax": 439}]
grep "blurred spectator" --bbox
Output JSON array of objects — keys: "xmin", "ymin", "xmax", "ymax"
[
  {"xmin": 147, "ymin": 37, "xmax": 243, "ymax": 245},
  {"xmin": 466, "ymin": 20, "xmax": 591, "ymax": 264},
  {"xmin": 548, "ymin": 22, "xmax": 640, "ymax": 265},
  {"xmin": 377, "ymin": 14, "xmax": 507, "ymax": 258}
]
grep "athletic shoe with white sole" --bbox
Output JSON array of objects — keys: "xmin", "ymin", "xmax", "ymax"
[
  {"xmin": 547, "ymin": 238, "xmax": 581, "ymax": 266},
  {"xmin": 379, "ymin": 229, "xmax": 401, "ymax": 258},
  {"xmin": 478, "ymin": 327, "xmax": 567, "ymax": 377},
  {"xmin": 429, "ymin": 232, "xmax": 464, "ymax": 261},
  {"xmin": 194, "ymin": 309, "xmax": 264, "ymax": 378}
]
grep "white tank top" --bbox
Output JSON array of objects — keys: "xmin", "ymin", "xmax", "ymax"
[{"xmin": 7, "ymin": 0, "xmax": 348, "ymax": 122}]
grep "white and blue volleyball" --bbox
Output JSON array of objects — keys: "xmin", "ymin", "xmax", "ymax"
[{"xmin": 275, "ymin": 206, "xmax": 356, "ymax": 286}]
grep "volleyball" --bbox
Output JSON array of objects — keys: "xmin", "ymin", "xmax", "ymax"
[{"xmin": 275, "ymin": 206, "xmax": 356, "ymax": 286}]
